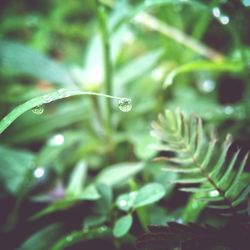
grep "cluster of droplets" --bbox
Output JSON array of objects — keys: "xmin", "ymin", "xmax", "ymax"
[
  {"xmin": 57, "ymin": 88, "xmax": 70, "ymax": 98},
  {"xmin": 32, "ymin": 89, "xmax": 70, "ymax": 115},
  {"xmin": 212, "ymin": 7, "xmax": 230, "ymax": 25},
  {"xmin": 32, "ymin": 89, "xmax": 132, "ymax": 116}
]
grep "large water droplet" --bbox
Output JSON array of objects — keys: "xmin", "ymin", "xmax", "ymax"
[
  {"xmin": 32, "ymin": 105, "xmax": 44, "ymax": 115},
  {"xmin": 118, "ymin": 98, "xmax": 132, "ymax": 112},
  {"xmin": 43, "ymin": 94, "xmax": 52, "ymax": 103},
  {"xmin": 58, "ymin": 88, "xmax": 70, "ymax": 98}
]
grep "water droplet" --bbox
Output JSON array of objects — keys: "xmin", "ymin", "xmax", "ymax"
[
  {"xmin": 176, "ymin": 218, "xmax": 183, "ymax": 224},
  {"xmin": 242, "ymin": 0, "xmax": 250, "ymax": 7},
  {"xmin": 119, "ymin": 200, "xmax": 127, "ymax": 207},
  {"xmin": 32, "ymin": 105, "xmax": 44, "ymax": 115},
  {"xmin": 98, "ymin": 226, "xmax": 107, "ymax": 233},
  {"xmin": 209, "ymin": 190, "xmax": 219, "ymax": 197},
  {"xmin": 224, "ymin": 106, "xmax": 234, "ymax": 115},
  {"xmin": 212, "ymin": 7, "xmax": 221, "ymax": 18},
  {"xmin": 48, "ymin": 134, "xmax": 64, "ymax": 146},
  {"xmin": 58, "ymin": 88, "xmax": 70, "ymax": 98},
  {"xmin": 212, "ymin": 7, "xmax": 230, "ymax": 25},
  {"xmin": 118, "ymin": 98, "xmax": 132, "ymax": 112},
  {"xmin": 220, "ymin": 15, "xmax": 230, "ymax": 25},
  {"xmin": 198, "ymin": 79, "xmax": 215, "ymax": 93},
  {"xmin": 43, "ymin": 94, "xmax": 52, "ymax": 103},
  {"xmin": 33, "ymin": 167, "xmax": 45, "ymax": 178}
]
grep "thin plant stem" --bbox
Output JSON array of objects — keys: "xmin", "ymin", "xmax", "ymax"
[
  {"xmin": 129, "ymin": 179, "xmax": 149, "ymax": 231},
  {"xmin": 95, "ymin": 1, "xmax": 113, "ymax": 134},
  {"xmin": 134, "ymin": 12, "xmax": 224, "ymax": 61}
]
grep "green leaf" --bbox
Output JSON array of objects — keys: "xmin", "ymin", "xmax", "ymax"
[
  {"xmin": 79, "ymin": 184, "xmax": 100, "ymax": 200},
  {"xmin": 20, "ymin": 223, "xmax": 63, "ymax": 250},
  {"xmin": 0, "ymin": 40, "xmax": 73, "ymax": 86},
  {"xmin": 30, "ymin": 199, "xmax": 76, "ymax": 220},
  {"xmin": 66, "ymin": 161, "xmax": 87, "ymax": 198},
  {"xmin": 96, "ymin": 162, "xmax": 144, "ymax": 187},
  {"xmin": 0, "ymin": 145, "xmax": 34, "ymax": 194},
  {"xmin": 151, "ymin": 109, "xmax": 250, "ymax": 213},
  {"xmin": 114, "ymin": 49, "xmax": 163, "ymax": 96},
  {"xmin": 133, "ymin": 183, "xmax": 166, "ymax": 208},
  {"xmin": 31, "ymin": 184, "xmax": 100, "ymax": 220},
  {"xmin": 95, "ymin": 183, "xmax": 113, "ymax": 213},
  {"xmin": 113, "ymin": 214, "xmax": 133, "ymax": 238}
]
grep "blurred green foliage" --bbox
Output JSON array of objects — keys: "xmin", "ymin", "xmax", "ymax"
[{"xmin": 0, "ymin": 0, "xmax": 250, "ymax": 249}]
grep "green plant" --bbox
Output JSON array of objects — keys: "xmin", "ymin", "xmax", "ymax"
[
  {"xmin": 151, "ymin": 109, "xmax": 249, "ymax": 214},
  {"xmin": 1, "ymin": 0, "xmax": 250, "ymax": 249}
]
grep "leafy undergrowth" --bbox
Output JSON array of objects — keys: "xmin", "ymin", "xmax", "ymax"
[{"xmin": 0, "ymin": 0, "xmax": 250, "ymax": 249}]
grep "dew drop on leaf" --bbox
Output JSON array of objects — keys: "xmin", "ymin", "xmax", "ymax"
[
  {"xmin": 32, "ymin": 105, "xmax": 44, "ymax": 115},
  {"xmin": 198, "ymin": 79, "xmax": 215, "ymax": 93},
  {"xmin": 58, "ymin": 88, "xmax": 70, "ymax": 98},
  {"xmin": 119, "ymin": 200, "xmax": 128, "ymax": 207},
  {"xmin": 43, "ymin": 94, "xmax": 52, "ymax": 103},
  {"xmin": 118, "ymin": 98, "xmax": 132, "ymax": 112}
]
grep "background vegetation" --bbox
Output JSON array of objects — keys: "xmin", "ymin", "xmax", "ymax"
[{"xmin": 0, "ymin": 0, "xmax": 250, "ymax": 249}]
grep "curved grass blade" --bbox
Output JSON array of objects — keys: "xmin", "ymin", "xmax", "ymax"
[
  {"xmin": 52, "ymin": 227, "xmax": 111, "ymax": 250},
  {"xmin": 163, "ymin": 60, "xmax": 245, "ymax": 88},
  {"xmin": 0, "ymin": 89, "xmax": 129, "ymax": 135}
]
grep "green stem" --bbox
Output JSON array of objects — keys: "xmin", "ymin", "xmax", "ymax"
[
  {"xmin": 96, "ymin": 1, "xmax": 113, "ymax": 134},
  {"xmin": 129, "ymin": 179, "xmax": 149, "ymax": 231}
]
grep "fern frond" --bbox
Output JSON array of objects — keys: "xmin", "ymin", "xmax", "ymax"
[{"xmin": 151, "ymin": 109, "xmax": 249, "ymax": 214}]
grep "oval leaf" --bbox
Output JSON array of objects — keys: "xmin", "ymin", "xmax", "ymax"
[
  {"xmin": 116, "ymin": 191, "xmax": 137, "ymax": 212},
  {"xmin": 133, "ymin": 183, "xmax": 166, "ymax": 208},
  {"xmin": 96, "ymin": 162, "xmax": 144, "ymax": 187},
  {"xmin": 113, "ymin": 214, "xmax": 133, "ymax": 238}
]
